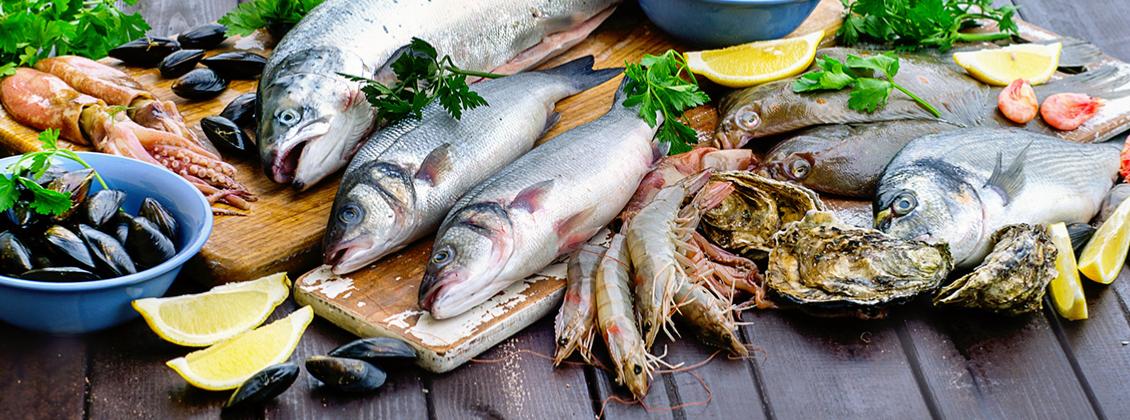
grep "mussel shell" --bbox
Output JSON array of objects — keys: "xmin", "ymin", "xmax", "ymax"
[
  {"xmin": 201, "ymin": 51, "xmax": 267, "ymax": 80},
  {"xmin": 201, "ymin": 116, "xmax": 253, "ymax": 156},
  {"xmin": 158, "ymin": 49, "xmax": 205, "ymax": 79},
  {"xmin": 0, "ymin": 231, "xmax": 33, "ymax": 275},
  {"xmin": 220, "ymin": 93, "xmax": 258, "ymax": 131},
  {"xmin": 139, "ymin": 198, "xmax": 177, "ymax": 240},
  {"xmin": 109, "ymin": 37, "xmax": 181, "ymax": 67},
  {"xmin": 18, "ymin": 267, "xmax": 99, "ymax": 282},
  {"xmin": 5, "ymin": 205, "xmax": 35, "ymax": 228},
  {"xmin": 126, "ymin": 217, "xmax": 176, "ymax": 269},
  {"xmin": 44, "ymin": 225, "xmax": 96, "ymax": 271},
  {"xmin": 47, "ymin": 168, "xmax": 95, "ymax": 221},
  {"xmin": 177, "ymin": 23, "xmax": 228, "ymax": 50},
  {"xmin": 81, "ymin": 189, "xmax": 126, "ymax": 227},
  {"xmin": 305, "ymin": 356, "xmax": 387, "ymax": 393},
  {"xmin": 328, "ymin": 337, "xmax": 417, "ymax": 363},
  {"xmin": 112, "ymin": 222, "xmax": 129, "ymax": 245},
  {"xmin": 226, "ymin": 362, "xmax": 299, "ymax": 408},
  {"xmin": 79, "ymin": 225, "xmax": 136, "ymax": 277},
  {"xmin": 1066, "ymin": 223, "xmax": 1097, "ymax": 256},
  {"xmin": 171, "ymin": 69, "xmax": 228, "ymax": 100}
]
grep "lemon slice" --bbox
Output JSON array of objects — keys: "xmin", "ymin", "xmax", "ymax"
[
  {"xmin": 685, "ymin": 31, "xmax": 824, "ymax": 88},
  {"xmin": 167, "ymin": 306, "xmax": 313, "ymax": 391},
  {"xmin": 953, "ymin": 43, "xmax": 1061, "ymax": 86},
  {"xmin": 1047, "ymin": 223, "xmax": 1088, "ymax": 320},
  {"xmin": 1079, "ymin": 197, "xmax": 1130, "ymax": 284},
  {"xmin": 133, "ymin": 273, "xmax": 291, "ymax": 347}
]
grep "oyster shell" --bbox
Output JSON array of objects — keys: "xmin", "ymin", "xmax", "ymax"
[
  {"xmin": 933, "ymin": 224, "xmax": 1055, "ymax": 315},
  {"xmin": 766, "ymin": 211, "xmax": 954, "ymax": 318},
  {"xmin": 701, "ymin": 171, "xmax": 825, "ymax": 259}
]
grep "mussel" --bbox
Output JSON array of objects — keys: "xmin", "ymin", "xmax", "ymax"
[
  {"xmin": 139, "ymin": 198, "xmax": 177, "ymax": 240},
  {"xmin": 158, "ymin": 49, "xmax": 205, "ymax": 79},
  {"xmin": 328, "ymin": 337, "xmax": 417, "ymax": 363},
  {"xmin": 0, "ymin": 231, "xmax": 33, "ymax": 275},
  {"xmin": 1067, "ymin": 223, "xmax": 1097, "ymax": 255},
  {"xmin": 47, "ymin": 169, "xmax": 95, "ymax": 221},
  {"xmin": 18, "ymin": 267, "xmax": 99, "ymax": 282},
  {"xmin": 109, "ymin": 37, "xmax": 181, "ymax": 67},
  {"xmin": 78, "ymin": 225, "xmax": 136, "ymax": 277},
  {"xmin": 201, "ymin": 51, "xmax": 267, "ymax": 80},
  {"xmin": 225, "ymin": 363, "xmax": 299, "ymax": 408},
  {"xmin": 112, "ymin": 222, "xmax": 129, "ymax": 245},
  {"xmin": 177, "ymin": 23, "xmax": 228, "ymax": 50},
  {"xmin": 305, "ymin": 356, "xmax": 387, "ymax": 393},
  {"xmin": 125, "ymin": 217, "xmax": 176, "ymax": 269},
  {"xmin": 171, "ymin": 69, "xmax": 228, "ymax": 100},
  {"xmin": 220, "ymin": 93, "xmax": 258, "ymax": 131},
  {"xmin": 81, "ymin": 189, "xmax": 126, "ymax": 227},
  {"xmin": 44, "ymin": 225, "xmax": 96, "ymax": 271},
  {"xmin": 5, "ymin": 205, "xmax": 35, "ymax": 229},
  {"xmin": 201, "ymin": 116, "xmax": 254, "ymax": 156}
]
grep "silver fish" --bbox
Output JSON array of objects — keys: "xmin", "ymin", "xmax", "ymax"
[
  {"xmin": 323, "ymin": 57, "xmax": 620, "ymax": 274},
  {"xmin": 418, "ymin": 82, "xmax": 660, "ymax": 319},
  {"xmin": 258, "ymin": 0, "xmax": 621, "ymax": 189},
  {"xmin": 875, "ymin": 128, "xmax": 1120, "ymax": 267}
]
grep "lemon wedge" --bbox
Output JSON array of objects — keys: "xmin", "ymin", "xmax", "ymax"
[
  {"xmin": 1047, "ymin": 223, "xmax": 1088, "ymax": 320},
  {"xmin": 685, "ymin": 31, "xmax": 824, "ymax": 88},
  {"xmin": 1078, "ymin": 197, "xmax": 1130, "ymax": 284},
  {"xmin": 133, "ymin": 273, "xmax": 291, "ymax": 347},
  {"xmin": 167, "ymin": 306, "xmax": 313, "ymax": 391},
  {"xmin": 953, "ymin": 43, "xmax": 1061, "ymax": 86}
]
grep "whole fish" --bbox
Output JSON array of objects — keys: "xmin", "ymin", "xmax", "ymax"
[
  {"xmin": 323, "ymin": 57, "xmax": 620, "ymax": 274},
  {"xmin": 418, "ymin": 82, "xmax": 660, "ymax": 319},
  {"xmin": 875, "ymin": 128, "xmax": 1120, "ymax": 267},
  {"xmin": 258, "ymin": 0, "xmax": 621, "ymax": 189}
]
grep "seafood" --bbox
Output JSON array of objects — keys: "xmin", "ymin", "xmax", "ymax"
[
  {"xmin": 934, "ymin": 224, "xmax": 1056, "ymax": 315},
  {"xmin": 700, "ymin": 171, "xmax": 825, "ymax": 259},
  {"xmin": 767, "ymin": 211, "xmax": 954, "ymax": 318},
  {"xmin": 201, "ymin": 51, "xmax": 267, "ymax": 80},
  {"xmin": 172, "ymin": 69, "xmax": 229, "ymax": 100},
  {"xmin": 1041, "ymin": 93, "xmax": 1102, "ymax": 131},
  {"xmin": 18, "ymin": 267, "xmax": 99, "ymax": 282},
  {"xmin": 125, "ymin": 217, "xmax": 176, "ymax": 269},
  {"xmin": 419, "ymin": 80, "xmax": 659, "ymax": 319},
  {"xmin": 328, "ymin": 337, "xmax": 417, "ymax": 362},
  {"xmin": 226, "ymin": 362, "xmax": 299, "ymax": 408},
  {"xmin": 46, "ymin": 168, "xmax": 95, "ymax": 221},
  {"xmin": 140, "ymin": 198, "xmax": 178, "ymax": 240},
  {"xmin": 621, "ymin": 147, "xmax": 755, "ymax": 222},
  {"xmin": 108, "ymin": 37, "xmax": 181, "ymax": 67},
  {"xmin": 81, "ymin": 189, "xmax": 126, "ymax": 227},
  {"xmin": 220, "ymin": 93, "xmax": 258, "ymax": 132},
  {"xmin": 79, "ymin": 224, "xmax": 136, "ymax": 277},
  {"xmin": 686, "ymin": 231, "xmax": 766, "ymax": 306},
  {"xmin": 594, "ymin": 233, "xmax": 652, "ymax": 399},
  {"xmin": 324, "ymin": 57, "xmax": 619, "ymax": 274},
  {"xmin": 201, "ymin": 116, "xmax": 254, "ymax": 156},
  {"xmin": 159, "ymin": 49, "xmax": 206, "ymax": 79},
  {"xmin": 875, "ymin": 128, "xmax": 1120, "ymax": 267},
  {"xmin": 178, "ymin": 23, "xmax": 228, "ymax": 50},
  {"xmin": 0, "ymin": 231, "xmax": 33, "ymax": 275},
  {"xmin": 1100, "ymin": 184, "xmax": 1130, "ymax": 223},
  {"xmin": 44, "ymin": 225, "xmax": 96, "ymax": 271},
  {"xmin": 305, "ymin": 356, "xmax": 387, "ymax": 393},
  {"xmin": 553, "ymin": 232, "xmax": 607, "ymax": 365},
  {"xmin": 673, "ymin": 280, "xmax": 747, "ymax": 356},
  {"xmin": 259, "ymin": 0, "xmax": 620, "ymax": 189},
  {"xmin": 999, "ymin": 79, "xmax": 1039, "ymax": 124}
]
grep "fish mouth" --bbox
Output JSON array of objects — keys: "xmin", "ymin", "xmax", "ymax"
[
  {"xmin": 418, "ymin": 270, "xmax": 466, "ymax": 319},
  {"xmin": 269, "ymin": 118, "xmax": 330, "ymax": 186},
  {"xmin": 325, "ymin": 236, "xmax": 378, "ymax": 275}
]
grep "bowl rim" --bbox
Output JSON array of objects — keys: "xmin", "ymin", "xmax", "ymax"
[
  {"xmin": 0, "ymin": 152, "xmax": 213, "ymax": 292},
  {"xmin": 692, "ymin": 0, "xmax": 818, "ymax": 5}
]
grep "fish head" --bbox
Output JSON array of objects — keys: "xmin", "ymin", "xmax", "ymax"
[
  {"xmin": 716, "ymin": 100, "xmax": 764, "ymax": 149},
  {"xmin": 874, "ymin": 163, "xmax": 984, "ymax": 263},
  {"xmin": 762, "ymin": 136, "xmax": 829, "ymax": 183},
  {"xmin": 258, "ymin": 72, "xmax": 373, "ymax": 190},
  {"xmin": 323, "ymin": 162, "xmax": 417, "ymax": 274},
  {"xmin": 419, "ymin": 203, "xmax": 515, "ymax": 319}
]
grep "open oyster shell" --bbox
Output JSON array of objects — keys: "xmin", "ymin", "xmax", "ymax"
[
  {"xmin": 933, "ymin": 224, "xmax": 1056, "ymax": 316},
  {"xmin": 701, "ymin": 171, "xmax": 825, "ymax": 259},
  {"xmin": 766, "ymin": 210, "xmax": 954, "ymax": 318}
]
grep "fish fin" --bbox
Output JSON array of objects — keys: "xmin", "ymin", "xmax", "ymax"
[
  {"xmin": 984, "ymin": 144, "xmax": 1029, "ymax": 204},
  {"xmin": 539, "ymin": 55, "xmax": 622, "ymax": 92},
  {"xmin": 415, "ymin": 143, "xmax": 452, "ymax": 186},
  {"xmin": 1042, "ymin": 37, "xmax": 1103, "ymax": 70},
  {"xmin": 510, "ymin": 179, "xmax": 554, "ymax": 212},
  {"xmin": 1038, "ymin": 66, "xmax": 1130, "ymax": 102},
  {"xmin": 541, "ymin": 112, "xmax": 561, "ymax": 138},
  {"xmin": 554, "ymin": 208, "xmax": 597, "ymax": 254}
]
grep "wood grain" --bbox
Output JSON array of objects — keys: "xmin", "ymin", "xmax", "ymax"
[{"xmin": 0, "ymin": 324, "xmax": 87, "ymax": 420}]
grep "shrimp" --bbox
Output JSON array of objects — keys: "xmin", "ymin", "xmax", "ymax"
[
  {"xmin": 594, "ymin": 233, "xmax": 654, "ymax": 399},
  {"xmin": 1041, "ymin": 92, "xmax": 1103, "ymax": 131},
  {"xmin": 553, "ymin": 231, "xmax": 610, "ymax": 365},
  {"xmin": 998, "ymin": 79, "xmax": 1038, "ymax": 124},
  {"xmin": 673, "ymin": 280, "xmax": 748, "ymax": 357},
  {"xmin": 686, "ymin": 231, "xmax": 771, "ymax": 309},
  {"xmin": 621, "ymin": 147, "xmax": 755, "ymax": 223}
]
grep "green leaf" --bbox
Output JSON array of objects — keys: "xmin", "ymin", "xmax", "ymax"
[
  {"xmin": 846, "ymin": 53, "xmax": 900, "ymax": 78},
  {"xmin": 18, "ymin": 177, "xmax": 70, "ymax": 216},
  {"xmin": 848, "ymin": 77, "xmax": 894, "ymax": 113},
  {"xmin": 0, "ymin": 175, "xmax": 17, "ymax": 213}
]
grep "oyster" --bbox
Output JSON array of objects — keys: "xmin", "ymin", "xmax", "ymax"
[
  {"xmin": 701, "ymin": 171, "xmax": 825, "ymax": 259},
  {"xmin": 766, "ymin": 211, "xmax": 954, "ymax": 318},
  {"xmin": 933, "ymin": 224, "xmax": 1056, "ymax": 316}
]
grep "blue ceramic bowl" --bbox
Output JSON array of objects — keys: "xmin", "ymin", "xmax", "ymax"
[
  {"xmin": 639, "ymin": 0, "xmax": 821, "ymax": 47},
  {"xmin": 0, "ymin": 152, "xmax": 212, "ymax": 334}
]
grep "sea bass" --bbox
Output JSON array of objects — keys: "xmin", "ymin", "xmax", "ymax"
[
  {"xmin": 875, "ymin": 128, "xmax": 1120, "ymax": 267},
  {"xmin": 323, "ymin": 57, "xmax": 619, "ymax": 274},
  {"xmin": 258, "ymin": 0, "xmax": 621, "ymax": 189},
  {"xmin": 419, "ymin": 82, "xmax": 660, "ymax": 319}
]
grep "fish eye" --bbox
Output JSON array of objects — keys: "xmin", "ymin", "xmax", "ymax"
[
  {"xmin": 277, "ymin": 109, "xmax": 301, "ymax": 126},
  {"xmin": 338, "ymin": 203, "xmax": 362, "ymax": 224},
  {"xmin": 735, "ymin": 105, "xmax": 761, "ymax": 131},
  {"xmin": 788, "ymin": 157, "xmax": 811, "ymax": 180},
  {"xmin": 891, "ymin": 192, "xmax": 917, "ymax": 216},
  {"xmin": 431, "ymin": 247, "xmax": 454, "ymax": 267},
  {"xmin": 633, "ymin": 364, "xmax": 643, "ymax": 375}
]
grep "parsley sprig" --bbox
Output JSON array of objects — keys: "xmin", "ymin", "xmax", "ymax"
[
  {"xmin": 0, "ymin": 129, "xmax": 108, "ymax": 216},
  {"xmin": 219, "ymin": 0, "xmax": 324, "ymax": 37},
  {"xmin": 341, "ymin": 38, "xmax": 499, "ymax": 124},
  {"xmin": 793, "ymin": 53, "xmax": 941, "ymax": 117},
  {"xmin": 0, "ymin": 0, "xmax": 150, "ymax": 76},
  {"xmin": 623, "ymin": 50, "xmax": 711, "ymax": 155},
  {"xmin": 838, "ymin": 0, "xmax": 1019, "ymax": 51}
]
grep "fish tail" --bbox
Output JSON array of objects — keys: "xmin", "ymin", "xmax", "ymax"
[
  {"xmin": 541, "ymin": 55, "xmax": 622, "ymax": 93},
  {"xmin": 1037, "ymin": 65, "xmax": 1130, "ymax": 101}
]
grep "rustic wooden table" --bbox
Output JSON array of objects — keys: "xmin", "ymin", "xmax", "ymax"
[{"xmin": 4, "ymin": 1, "xmax": 1130, "ymax": 419}]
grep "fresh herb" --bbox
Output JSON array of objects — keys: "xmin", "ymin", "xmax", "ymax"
[
  {"xmin": 219, "ymin": 0, "xmax": 324, "ymax": 37},
  {"xmin": 0, "ymin": 0, "xmax": 150, "ymax": 76},
  {"xmin": 793, "ymin": 53, "xmax": 941, "ymax": 117},
  {"xmin": 623, "ymin": 50, "xmax": 711, "ymax": 155},
  {"xmin": 838, "ymin": 0, "xmax": 1019, "ymax": 51},
  {"xmin": 0, "ymin": 129, "xmax": 108, "ymax": 216},
  {"xmin": 341, "ymin": 38, "xmax": 499, "ymax": 124}
]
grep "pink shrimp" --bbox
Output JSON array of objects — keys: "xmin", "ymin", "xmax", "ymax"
[
  {"xmin": 553, "ymin": 231, "xmax": 609, "ymax": 365},
  {"xmin": 594, "ymin": 233, "xmax": 654, "ymax": 399},
  {"xmin": 1041, "ymin": 92, "xmax": 1103, "ymax": 131}
]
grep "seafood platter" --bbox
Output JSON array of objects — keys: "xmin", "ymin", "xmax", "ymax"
[{"xmin": 3, "ymin": 0, "xmax": 1130, "ymax": 407}]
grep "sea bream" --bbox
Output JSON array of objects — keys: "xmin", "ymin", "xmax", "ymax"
[
  {"xmin": 323, "ymin": 57, "xmax": 620, "ymax": 274},
  {"xmin": 874, "ymin": 128, "xmax": 1120, "ymax": 267},
  {"xmin": 418, "ymin": 81, "xmax": 660, "ymax": 319},
  {"xmin": 258, "ymin": 0, "xmax": 621, "ymax": 189}
]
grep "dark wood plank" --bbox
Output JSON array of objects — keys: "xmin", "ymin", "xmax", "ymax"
[
  {"xmin": 589, "ymin": 363, "xmax": 677, "ymax": 420},
  {"xmin": 661, "ymin": 333, "xmax": 769, "ymax": 420},
  {"xmin": 121, "ymin": 0, "xmax": 238, "ymax": 36},
  {"xmin": 1014, "ymin": 0, "xmax": 1130, "ymax": 61},
  {"xmin": 0, "ymin": 324, "xmax": 87, "ymax": 420}
]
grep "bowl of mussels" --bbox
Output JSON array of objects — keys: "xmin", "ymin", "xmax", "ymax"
[{"xmin": 0, "ymin": 152, "xmax": 212, "ymax": 333}]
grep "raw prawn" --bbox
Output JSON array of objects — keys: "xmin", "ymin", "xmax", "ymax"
[
  {"xmin": 553, "ymin": 232, "xmax": 609, "ymax": 365},
  {"xmin": 1041, "ymin": 92, "xmax": 1103, "ymax": 131},
  {"xmin": 621, "ymin": 147, "xmax": 755, "ymax": 223},
  {"xmin": 594, "ymin": 233, "xmax": 654, "ymax": 400},
  {"xmin": 998, "ymin": 79, "xmax": 1038, "ymax": 124},
  {"xmin": 673, "ymin": 280, "xmax": 748, "ymax": 357}
]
